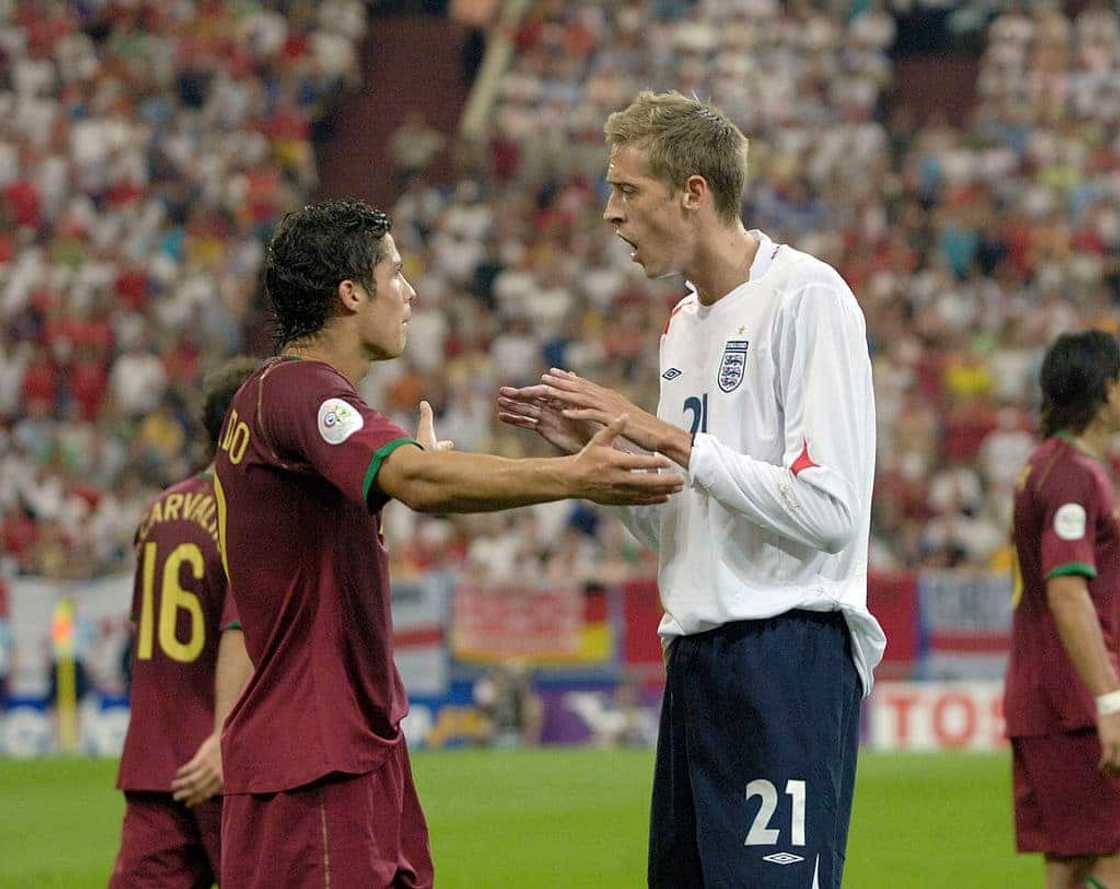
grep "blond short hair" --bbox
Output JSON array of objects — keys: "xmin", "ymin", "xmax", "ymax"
[{"xmin": 604, "ymin": 91, "xmax": 749, "ymax": 224}]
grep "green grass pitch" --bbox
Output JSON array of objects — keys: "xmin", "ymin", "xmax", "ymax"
[{"xmin": 0, "ymin": 750, "xmax": 1037, "ymax": 888}]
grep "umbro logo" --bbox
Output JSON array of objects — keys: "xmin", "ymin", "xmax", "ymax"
[
  {"xmin": 762, "ymin": 852, "xmax": 804, "ymax": 866},
  {"xmin": 662, "ymin": 368, "xmax": 682, "ymax": 380}
]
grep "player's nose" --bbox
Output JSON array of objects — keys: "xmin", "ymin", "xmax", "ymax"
[{"xmin": 603, "ymin": 194, "xmax": 623, "ymax": 225}]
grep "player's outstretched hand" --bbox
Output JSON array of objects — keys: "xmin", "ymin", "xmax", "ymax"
[
  {"xmin": 172, "ymin": 732, "xmax": 222, "ymax": 808},
  {"xmin": 540, "ymin": 369, "xmax": 663, "ymax": 454},
  {"xmin": 569, "ymin": 415, "xmax": 683, "ymax": 506},
  {"xmin": 1099, "ymin": 712, "xmax": 1120, "ymax": 774},
  {"xmin": 416, "ymin": 400, "xmax": 454, "ymax": 452},
  {"xmin": 497, "ymin": 384, "xmax": 599, "ymax": 455}
]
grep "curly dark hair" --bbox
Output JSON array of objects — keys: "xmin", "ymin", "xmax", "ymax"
[
  {"xmin": 265, "ymin": 200, "xmax": 393, "ymax": 350},
  {"xmin": 201, "ymin": 356, "xmax": 260, "ymax": 454},
  {"xmin": 1039, "ymin": 329, "xmax": 1120, "ymax": 438}
]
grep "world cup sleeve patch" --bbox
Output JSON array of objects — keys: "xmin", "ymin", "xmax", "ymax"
[
  {"xmin": 318, "ymin": 398, "xmax": 364, "ymax": 445},
  {"xmin": 1053, "ymin": 502, "xmax": 1087, "ymax": 541}
]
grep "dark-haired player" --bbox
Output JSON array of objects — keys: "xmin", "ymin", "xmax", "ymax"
[
  {"xmin": 214, "ymin": 200, "xmax": 683, "ymax": 889},
  {"xmin": 110, "ymin": 357, "xmax": 257, "ymax": 889},
  {"xmin": 1005, "ymin": 330, "xmax": 1120, "ymax": 889}
]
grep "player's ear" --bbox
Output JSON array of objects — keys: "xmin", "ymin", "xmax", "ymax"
[
  {"xmin": 336, "ymin": 279, "xmax": 364, "ymax": 314},
  {"xmin": 682, "ymin": 175, "xmax": 707, "ymax": 212}
]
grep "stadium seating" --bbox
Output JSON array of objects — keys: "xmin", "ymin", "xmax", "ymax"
[{"xmin": 2, "ymin": 0, "xmax": 1118, "ymax": 643}]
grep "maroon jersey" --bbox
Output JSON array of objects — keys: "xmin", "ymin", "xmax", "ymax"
[
  {"xmin": 117, "ymin": 473, "xmax": 239, "ymax": 791},
  {"xmin": 214, "ymin": 357, "xmax": 419, "ymax": 793},
  {"xmin": 1004, "ymin": 434, "xmax": 1120, "ymax": 737}
]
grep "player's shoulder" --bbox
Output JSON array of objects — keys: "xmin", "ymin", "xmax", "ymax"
[
  {"xmin": 260, "ymin": 355, "xmax": 354, "ymax": 392},
  {"xmin": 255, "ymin": 356, "xmax": 362, "ymax": 420},
  {"xmin": 162, "ymin": 472, "xmax": 214, "ymax": 499},
  {"xmin": 756, "ymin": 236, "xmax": 851, "ymax": 302},
  {"xmin": 133, "ymin": 472, "xmax": 215, "ymax": 543},
  {"xmin": 1032, "ymin": 437, "xmax": 1110, "ymax": 500},
  {"xmin": 662, "ymin": 290, "xmax": 698, "ymax": 335}
]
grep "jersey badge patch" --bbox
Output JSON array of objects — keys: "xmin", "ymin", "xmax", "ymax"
[
  {"xmin": 1054, "ymin": 502, "xmax": 1087, "ymax": 541},
  {"xmin": 318, "ymin": 398, "xmax": 364, "ymax": 445},
  {"xmin": 717, "ymin": 339, "xmax": 749, "ymax": 392}
]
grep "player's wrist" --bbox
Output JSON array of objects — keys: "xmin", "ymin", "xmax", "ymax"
[
  {"xmin": 557, "ymin": 454, "xmax": 581, "ymax": 497},
  {"xmin": 659, "ymin": 425, "xmax": 693, "ymax": 469},
  {"xmin": 1096, "ymin": 689, "xmax": 1120, "ymax": 717}
]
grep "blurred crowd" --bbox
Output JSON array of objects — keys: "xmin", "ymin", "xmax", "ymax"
[
  {"xmin": 375, "ymin": 0, "xmax": 1120, "ymax": 582},
  {"xmin": 3, "ymin": 0, "xmax": 1119, "ymax": 589},
  {"xmin": 0, "ymin": 0, "xmax": 367, "ymax": 577}
]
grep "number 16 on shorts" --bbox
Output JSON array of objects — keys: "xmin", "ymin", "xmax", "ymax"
[{"xmin": 746, "ymin": 778, "xmax": 806, "ymax": 851}]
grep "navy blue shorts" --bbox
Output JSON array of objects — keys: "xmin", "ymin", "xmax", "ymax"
[{"xmin": 649, "ymin": 610, "xmax": 862, "ymax": 889}]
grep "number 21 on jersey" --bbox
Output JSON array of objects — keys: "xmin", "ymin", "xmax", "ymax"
[
  {"xmin": 683, "ymin": 393, "xmax": 709, "ymax": 435},
  {"xmin": 136, "ymin": 541, "xmax": 206, "ymax": 663}
]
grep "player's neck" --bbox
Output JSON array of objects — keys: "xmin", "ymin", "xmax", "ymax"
[
  {"xmin": 1069, "ymin": 421, "xmax": 1110, "ymax": 463},
  {"xmin": 690, "ymin": 225, "xmax": 758, "ymax": 306},
  {"xmin": 283, "ymin": 332, "xmax": 369, "ymax": 388}
]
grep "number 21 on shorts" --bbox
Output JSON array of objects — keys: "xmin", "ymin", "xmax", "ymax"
[{"xmin": 746, "ymin": 778, "xmax": 807, "ymax": 846}]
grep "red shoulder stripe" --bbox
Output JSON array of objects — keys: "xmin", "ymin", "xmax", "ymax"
[{"xmin": 662, "ymin": 303, "xmax": 685, "ymax": 336}]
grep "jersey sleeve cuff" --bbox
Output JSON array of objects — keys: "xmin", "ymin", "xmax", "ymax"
[
  {"xmin": 687, "ymin": 432, "xmax": 713, "ymax": 489},
  {"xmin": 222, "ymin": 620, "xmax": 242, "ymax": 631},
  {"xmin": 1047, "ymin": 561, "xmax": 1098, "ymax": 580},
  {"xmin": 362, "ymin": 437, "xmax": 422, "ymax": 503}
]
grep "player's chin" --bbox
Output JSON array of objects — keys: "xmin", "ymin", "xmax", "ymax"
[{"xmin": 636, "ymin": 255, "xmax": 667, "ymax": 278}]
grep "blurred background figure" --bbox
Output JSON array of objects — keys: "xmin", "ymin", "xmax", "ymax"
[{"xmin": 474, "ymin": 660, "xmax": 542, "ymax": 748}]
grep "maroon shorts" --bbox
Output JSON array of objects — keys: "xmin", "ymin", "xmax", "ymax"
[
  {"xmin": 221, "ymin": 741, "xmax": 433, "ymax": 889},
  {"xmin": 1013, "ymin": 729, "xmax": 1120, "ymax": 857},
  {"xmin": 109, "ymin": 792, "xmax": 221, "ymax": 889}
]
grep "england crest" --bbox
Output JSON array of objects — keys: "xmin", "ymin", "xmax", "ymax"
[{"xmin": 717, "ymin": 339, "xmax": 749, "ymax": 392}]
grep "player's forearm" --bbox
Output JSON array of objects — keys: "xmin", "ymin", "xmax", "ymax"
[
  {"xmin": 387, "ymin": 451, "xmax": 576, "ymax": 513},
  {"xmin": 214, "ymin": 629, "xmax": 253, "ymax": 734},
  {"xmin": 689, "ymin": 434, "xmax": 856, "ymax": 553},
  {"xmin": 652, "ymin": 424, "xmax": 692, "ymax": 470},
  {"xmin": 1047, "ymin": 579, "xmax": 1120, "ymax": 698}
]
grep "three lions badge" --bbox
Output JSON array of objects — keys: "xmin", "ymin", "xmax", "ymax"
[{"xmin": 718, "ymin": 340, "xmax": 750, "ymax": 392}]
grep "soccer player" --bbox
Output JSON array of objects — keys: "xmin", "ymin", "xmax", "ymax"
[
  {"xmin": 110, "ymin": 357, "xmax": 257, "ymax": 889},
  {"xmin": 497, "ymin": 91, "xmax": 885, "ymax": 889},
  {"xmin": 1004, "ymin": 330, "xmax": 1120, "ymax": 889},
  {"xmin": 213, "ymin": 200, "xmax": 683, "ymax": 889}
]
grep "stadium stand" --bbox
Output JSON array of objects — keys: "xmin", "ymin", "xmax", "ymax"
[
  {"xmin": 0, "ymin": 1, "xmax": 368, "ymax": 577},
  {"xmin": 2, "ymin": 0, "xmax": 1119, "ymax": 707},
  {"xmin": 372, "ymin": 0, "xmax": 1120, "ymax": 584}
]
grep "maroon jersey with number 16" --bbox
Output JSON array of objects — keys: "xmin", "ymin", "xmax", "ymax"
[
  {"xmin": 214, "ymin": 357, "xmax": 419, "ymax": 793},
  {"xmin": 117, "ymin": 472, "xmax": 239, "ymax": 791},
  {"xmin": 1004, "ymin": 434, "xmax": 1120, "ymax": 738}
]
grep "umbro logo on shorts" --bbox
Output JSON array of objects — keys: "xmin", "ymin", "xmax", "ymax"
[{"xmin": 762, "ymin": 852, "xmax": 804, "ymax": 865}]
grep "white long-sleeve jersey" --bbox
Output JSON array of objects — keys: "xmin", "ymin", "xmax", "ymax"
[{"xmin": 617, "ymin": 231, "xmax": 886, "ymax": 695}]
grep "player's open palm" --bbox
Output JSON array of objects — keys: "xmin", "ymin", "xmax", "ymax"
[
  {"xmin": 171, "ymin": 732, "xmax": 222, "ymax": 808},
  {"xmin": 497, "ymin": 384, "xmax": 599, "ymax": 455},
  {"xmin": 540, "ymin": 369, "xmax": 663, "ymax": 454},
  {"xmin": 1099, "ymin": 712, "xmax": 1120, "ymax": 774},
  {"xmin": 571, "ymin": 416, "xmax": 683, "ymax": 506}
]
